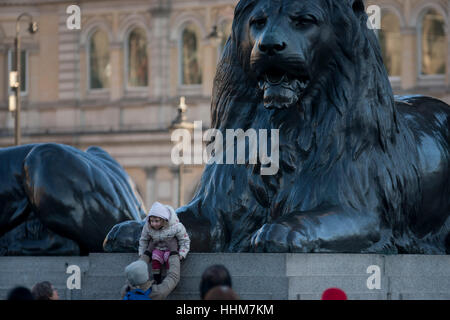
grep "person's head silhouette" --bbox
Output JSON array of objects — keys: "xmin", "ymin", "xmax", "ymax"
[
  {"xmin": 7, "ymin": 286, "xmax": 34, "ymax": 300},
  {"xmin": 199, "ymin": 264, "xmax": 232, "ymax": 300}
]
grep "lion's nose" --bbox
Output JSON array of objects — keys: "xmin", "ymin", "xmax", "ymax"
[{"xmin": 258, "ymin": 37, "xmax": 287, "ymax": 56}]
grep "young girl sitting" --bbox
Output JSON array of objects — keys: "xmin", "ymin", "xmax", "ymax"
[{"xmin": 138, "ymin": 202, "xmax": 190, "ymax": 284}]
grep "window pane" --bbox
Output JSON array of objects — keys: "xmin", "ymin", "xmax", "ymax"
[
  {"xmin": 421, "ymin": 9, "xmax": 446, "ymax": 76},
  {"xmin": 128, "ymin": 28, "xmax": 148, "ymax": 87},
  {"xmin": 379, "ymin": 12, "xmax": 401, "ymax": 77},
  {"xmin": 89, "ymin": 30, "xmax": 111, "ymax": 89},
  {"xmin": 181, "ymin": 25, "xmax": 202, "ymax": 85}
]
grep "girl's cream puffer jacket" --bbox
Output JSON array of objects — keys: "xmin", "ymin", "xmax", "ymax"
[{"xmin": 138, "ymin": 205, "xmax": 190, "ymax": 259}]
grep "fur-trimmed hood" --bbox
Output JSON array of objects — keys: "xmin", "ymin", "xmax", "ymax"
[{"xmin": 143, "ymin": 204, "xmax": 180, "ymax": 227}]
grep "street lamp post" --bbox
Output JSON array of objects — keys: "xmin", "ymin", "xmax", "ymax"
[
  {"xmin": 11, "ymin": 13, "xmax": 38, "ymax": 146},
  {"xmin": 206, "ymin": 25, "xmax": 222, "ymax": 45},
  {"xmin": 170, "ymin": 97, "xmax": 194, "ymax": 207}
]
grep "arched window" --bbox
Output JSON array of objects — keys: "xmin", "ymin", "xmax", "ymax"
[
  {"xmin": 218, "ymin": 20, "xmax": 232, "ymax": 59},
  {"xmin": 89, "ymin": 29, "xmax": 110, "ymax": 89},
  {"xmin": 378, "ymin": 12, "xmax": 402, "ymax": 77},
  {"xmin": 180, "ymin": 23, "xmax": 202, "ymax": 85},
  {"xmin": 126, "ymin": 27, "xmax": 148, "ymax": 88},
  {"xmin": 420, "ymin": 9, "xmax": 446, "ymax": 76}
]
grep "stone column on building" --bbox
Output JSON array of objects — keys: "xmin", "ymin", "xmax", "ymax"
[
  {"xmin": 110, "ymin": 41, "xmax": 123, "ymax": 101},
  {"xmin": 58, "ymin": 4, "xmax": 81, "ymax": 102},
  {"xmin": 145, "ymin": 166, "xmax": 158, "ymax": 209},
  {"xmin": 37, "ymin": 6, "xmax": 59, "ymax": 105},
  {"xmin": 146, "ymin": 41, "xmax": 153, "ymax": 99},
  {"xmin": 202, "ymin": 6, "xmax": 215, "ymax": 97},
  {"xmin": 170, "ymin": 166, "xmax": 180, "ymax": 208},
  {"xmin": 149, "ymin": 3, "xmax": 171, "ymax": 130},
  {"xmin": 202, "ymin": 40, "xmax": 216, "ymax": 97},
  {"xmin": 400, "ymin": 27, "xmax": 418, "ymax": 90},
  {"xmin": 149, "ymin": 4, "xmax": 171, "ymax": 101},
  {"xmin": 110, "ymin": 11, "xmax": 122, "ymax": 102},
  {"xmin": 169, "ymin": 39, "xmax": 178, "ymax": 98},
  {"xmin": 79, "ymin": 44, "xmax": 87, "ymax": 101},
  {"xmin": 446, "ymin": 25, "xmax": 450, "ymax": 87}
]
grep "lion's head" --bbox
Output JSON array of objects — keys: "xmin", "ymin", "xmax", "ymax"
[
  {"xmin": 247, "ymin": 0, "xmax": 342, "ymax": 111},
  {"xmin": 213, "ymin": 0, "xmax": 397, "ymax": 153}
]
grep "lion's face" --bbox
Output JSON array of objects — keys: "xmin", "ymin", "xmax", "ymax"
[{"xmin": 243, "ymin": 0, "xmax": 336, "ymax": 110}]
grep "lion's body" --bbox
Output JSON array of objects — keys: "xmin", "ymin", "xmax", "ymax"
[
  {"xmin": 396, "ymin": 97, "xmax": 450, "ymax": 237},
  {"xmin": 177, "ymin": 0, "xmax": 450, "ymax": 254},
  {"xmin": 0, "ymin": 143, "xmax": 145, "ymax": 254}
]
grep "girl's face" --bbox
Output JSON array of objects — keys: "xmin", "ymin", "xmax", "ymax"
[
  {"xmin": 50, "ymin": 285, "xmax": 59, "ymax": 300},
  {"xmin": 149, "ymin": 216, "xmax": 165, "ymax": 230}
]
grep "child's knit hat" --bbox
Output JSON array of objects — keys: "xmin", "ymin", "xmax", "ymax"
[
  {"xmin": 149, "ymin": 202, "xmax": 171, "ymax": 221},
  {"xmin": 125, "ymin": 260, "xmax": 149, "ymax": 287}
]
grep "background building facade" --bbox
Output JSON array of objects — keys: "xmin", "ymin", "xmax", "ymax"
[{"xmin": 0, "ymin": 0, "xmax": 448, "ymax": 210}]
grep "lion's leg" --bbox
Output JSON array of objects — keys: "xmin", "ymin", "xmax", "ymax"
[
  {"xmin": 250, "ymin": 207, "xmax": 381, "ymax": 253},
  {"xmin": 0, "ymin": 197, "xmax": 31, "ymax": 236},
  {"xmin": 0, "ymin": 145, "xmax": 36, "ymax": 236}
]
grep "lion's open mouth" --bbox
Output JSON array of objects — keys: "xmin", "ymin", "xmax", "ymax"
[{"xmin": 257, "ymin": 68, "xmax": 310, "ymax": 110}]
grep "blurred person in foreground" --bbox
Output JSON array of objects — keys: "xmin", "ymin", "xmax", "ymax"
[
  {"xmin": 199, "ymin": 264, "xmax": 232, "ymax": 300},
  {"xmin": 7, "ymin": 286, "xmax": 34, "ymax": 300}
]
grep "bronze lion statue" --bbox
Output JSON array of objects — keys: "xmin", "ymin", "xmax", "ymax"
[
  {"xmin": 0, "ymin": 144, "xmax": 145, "ymax": 255},
  {"xmin": 175, "ymin": 0, "xmax": 450, "ymax": 253}
]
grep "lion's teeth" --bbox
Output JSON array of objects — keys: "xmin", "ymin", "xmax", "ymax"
[{"xmin": 299, "ymin": 81, "xmax": 308, "ymax": 89}]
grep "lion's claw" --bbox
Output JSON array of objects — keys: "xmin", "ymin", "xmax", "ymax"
[{"xmin": 251, "ymin": 223, "xmax": 308, "ymax": 252}]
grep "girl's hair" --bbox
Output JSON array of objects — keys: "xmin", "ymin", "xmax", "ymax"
[
  {"xmin": 31, "ymin": 281, "xmax": 54, "ymax": 300},
  {"xmin": 148, "ymin": 216, "xmax": 168, "ymax": 222}
]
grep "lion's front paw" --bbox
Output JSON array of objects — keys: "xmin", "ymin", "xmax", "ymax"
[{"xmin": 250, "ymin": 223, "xmax": 310, "ymax": 253}]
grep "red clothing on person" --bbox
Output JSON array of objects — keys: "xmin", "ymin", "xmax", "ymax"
[
  {"xmin": 321, "ymin": 288, "xmax": 348, "ymax": 300},
  {"xmin": 152, "ymin": 249, "xmax": 170, "ymax": 270}
]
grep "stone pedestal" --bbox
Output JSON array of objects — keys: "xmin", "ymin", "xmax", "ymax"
[{"xmin": 1, "ymin": 253, "xmax": 450, "ymax": 300}]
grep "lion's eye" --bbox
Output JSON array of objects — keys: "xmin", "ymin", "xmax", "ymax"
[
  {"xmin": 250, "ymin": 17, "xmax": 267, "ymax": 28},
  {"xmin": 291, "ymin": 15, "xmax": 317, "ymax": 27}
]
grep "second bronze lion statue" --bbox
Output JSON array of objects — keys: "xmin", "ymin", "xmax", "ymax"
[{"xmin": 176, "ymin": 0, "xmax": 450, "ymax": 253}]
